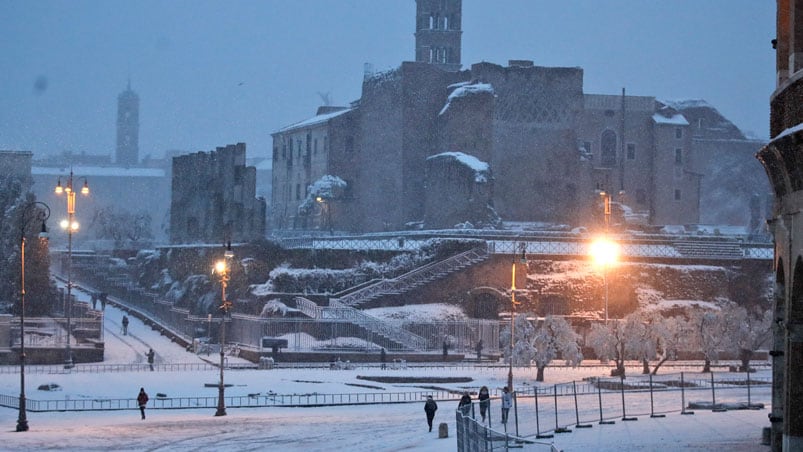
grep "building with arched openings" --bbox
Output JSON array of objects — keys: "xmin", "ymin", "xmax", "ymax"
[{"xmin": 756, "ymin": 2, "xmax": 803, "ymax": 450}]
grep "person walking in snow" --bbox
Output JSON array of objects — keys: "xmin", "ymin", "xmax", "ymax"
[
  {"xmin": 380, "ymin": 348, "xmax": 387, "ymax": 370},
  {"xmin": 424, "ymin": 395, "xmax": 438, "ymax": 432},
  {"xmin": 478, "ymin": 386, "xmax": 490, "ymax": 422},
  {"xmin": 137, "ymin": 387, "xmax": 149, "ymax": 419},
  {"xmin": 458, "ymin": 391, "xmax": 472, "ymax": 416},
  {"xmin": 501, "ymin": 386, "xmax": 513, "ymax": 425},
  {"xmin": 146, "ymin": 348, "xmax": 155, "ymax": 371},
  {"xmin": 122, "ymin": 315, "xmax": 129, "ymax": 335},
  {"xmin": 475, "ymin": 340, "xmax": 483, "ymax": 360}
]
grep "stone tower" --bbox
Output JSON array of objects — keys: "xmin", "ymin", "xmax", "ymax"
[
  {"xmin": 415, "ymin": 0, "xmax": 462, "ymax": 71},
  {"xmin": 116, "ymin": 80, "xmax": 139, "ymax": 166}
]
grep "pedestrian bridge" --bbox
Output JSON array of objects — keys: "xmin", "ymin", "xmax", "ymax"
[{"xmin": 277, "ymin": 231, "xmax": 773, "ymax": 263}]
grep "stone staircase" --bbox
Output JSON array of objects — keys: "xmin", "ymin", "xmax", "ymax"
[
  {"xmin": 331, "ymin": 246, "xmax": 489, "ymax": 308},
  {"xmin": 673, "ymin": 240, "xmax": 744, "ymax": 259},
  {"xmin": 295, "ymin": 297, "xmax": 427, "ymax": 350}
]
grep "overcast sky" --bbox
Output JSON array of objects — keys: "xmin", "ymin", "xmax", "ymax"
[{"xmin": 0, "ymin": 0, "xmax": 775, "ymax": 163}]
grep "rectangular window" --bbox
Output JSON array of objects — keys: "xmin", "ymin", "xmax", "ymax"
[
  {"xmin": 675, "ymin": 127, "xmax": 683, "ymax": 139},
  {"xmin": 296, "ymin": 183, "xmax": 301, "ymax": 201},
  {"xmin": 698, "ymin": 118, "xmax": 704, "ymax": 129},
  {"xmin": 324, "ymin": 136, "xmax": 329, "ymax": 151},
  {"xmin": 583, "ymin": 141, "xmax": 592, "ymax": 153},
  {"xmin": 626, "ymin": 143, "xmax": 636, "ymax": 160},
  {"xmin": 314, "ymin": 138, "xmax": 318, "ymax": 154},
  {"xmin": 674, "ymin": 189, "xmax": 682, "ymax": 201},
  {"xmin": 297, "ymin": 140, "xmax": 302, "ymax": 159},
  {"xmin": 345, "ymin": 136, "xmax": 354, "ymax": 153},
  {"xmin": 273, "ymin": 146, "xmax": 279, "ymax": 162},
  {"xmin": 674, "ymin": 148, "xmax": 683, "ymax": 165}
]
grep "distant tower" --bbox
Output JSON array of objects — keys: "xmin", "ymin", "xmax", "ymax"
[
  {"xmin": 116, "ymin": 80, "xmax": 139, "ymax": 166},
  {"xmin": 415, "ymin": 0, "xmax": 462, "ymax": 71}
]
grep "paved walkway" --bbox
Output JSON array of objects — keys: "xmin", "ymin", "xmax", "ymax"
[{"xmin": 546, "ymin": 407, "xmax": 770, "ymax": 451}]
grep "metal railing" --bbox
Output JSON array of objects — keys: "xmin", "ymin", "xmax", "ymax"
[{"xmin": 332, "ymin": 246, "xmax": 489, "ymax": 307}]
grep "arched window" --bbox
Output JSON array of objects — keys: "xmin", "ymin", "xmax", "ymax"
[{"xmin": 601, "ymin": 130, "xmax": 617, "ymax": 167}]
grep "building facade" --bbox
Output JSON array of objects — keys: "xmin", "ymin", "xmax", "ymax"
[
  {"xmin": 170, "ymin": 143, "xmax": 266, "ymax": 244},
  {"xmin": 756, "ymin": 2, "xmax": 803, "ymax": 450},
  {"xmin": 0, "ymin": 150, "xmax": 33, "ymax": 191}
]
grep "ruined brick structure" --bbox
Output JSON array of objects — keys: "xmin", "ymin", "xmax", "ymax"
[
  {"xmin": 170, "ymin": 143, "xmax": 266, "ymax": 244},
  {"xmin": 756, "ymin": 2, "xmax": 803, "ymax": 449},
  {"xmin": 270, "ymin": 2, "xmax": 762, "ymax": 234}
]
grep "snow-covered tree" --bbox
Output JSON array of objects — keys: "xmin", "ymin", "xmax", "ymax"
[
  {"xmin": 720, "ymin": 304, "xmax": 772, "ymax": 371},
  {"xmin": 586, "ymin": 320, "xmax": 628, "ymax": 376},
  {"xmin": 649, "ymin": 314, "xmax": 690, "ymax": 375},
  {"xmin": 500, "ymin": 314, "xmax": 536, "ymax": 366},
  {"xmin": 622, "ymin": 311, "xmax": 657, "ymax": 375},
  {"xmin": 688, "ymin": 309, "xmax": 727, "ymax": 373},
  {"xmin": 531, "ymin": 316, "xmax": 583, "ymax": 381}
]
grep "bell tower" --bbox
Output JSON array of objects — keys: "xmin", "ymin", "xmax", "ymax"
[
  {"xmin": 116, "ymin": 80, "xmax": 140, "ymax": 166},
  {"xmin": 415, "ymin": 0, "xmax": 462, "ymax": 71}
]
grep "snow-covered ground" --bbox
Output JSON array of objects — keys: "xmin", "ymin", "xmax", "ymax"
[{"xmin": 0, "ymin": 299, "xmax": 772, "ymax": 451}]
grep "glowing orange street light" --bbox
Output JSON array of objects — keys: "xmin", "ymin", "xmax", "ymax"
[{"xmin": 590, "ymin": 237, "xmax": 619, "ymax": 323}]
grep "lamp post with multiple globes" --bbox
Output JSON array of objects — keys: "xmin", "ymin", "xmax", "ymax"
[
  {"xmin": 54, "ymin": 170, "xmax": 89, "ymax": 368},
  {"xmin": 16, "ymin": 202, "xmax": 50, "ymax": 432}
]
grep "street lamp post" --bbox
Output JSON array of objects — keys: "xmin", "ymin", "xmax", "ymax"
[
  {"xmin": 55, "ymin": 170, "xmax": 89, "ymax": 369},
  {"xmin": 214, "ymin": 244, "xmax": 234, "ymax": 417},
  {"xmin": 17, "ymin": 202, "xmax": 50, "ymax": 432},
  {"xmin": 507, "ymin": 249, "xmax": 527, "ymax": 392},
  {"xmin": 315, "ymin": 196, "xmax": 333, "ymax": 235},
  {"xmin": 590, "ymin": 238, "xmax": 619, "ymax": 324}
]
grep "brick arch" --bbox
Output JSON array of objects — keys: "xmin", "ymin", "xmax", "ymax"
[{"xmin": 465, "ymin": 286, "xmax": 506, "ymax": 319}]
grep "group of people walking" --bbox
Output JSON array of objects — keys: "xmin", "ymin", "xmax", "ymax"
[{"xmin": 424, "ymin": 385, "xmax": 514, "ymax": 431}]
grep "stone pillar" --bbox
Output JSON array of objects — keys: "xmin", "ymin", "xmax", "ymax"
[
  {"xmin": 785, "ymin": 323, "xmax": 803, "ymax": 450},
  {"xmin": 770, "ymin": 274, "xmax": 785, "ymax": 451},
  {"xmin": 779, "ymin": 0, "xmax": 791, "ymax": 85}
]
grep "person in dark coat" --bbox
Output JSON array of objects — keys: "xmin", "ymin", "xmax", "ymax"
[
  {"xmin": 122, "ymin": 315, "xmax": 129, "ymax": 335},
  {"xmin": 458, "ymin": 391, "xmax": 472, "ymax": 416},
  {"xmin": 137, "ymin": 387, "xmax": 149, "ymax": 419},
  {"xmin": 380, "ymin": 348, "xmax": 387, "ymax": 370},
  {"xmin": 478, "ymin": 386, "xmax": 490, "ymax": 422},
  {"xmin": 475, "ymin": 340, "xmax": 483, "ymax": 360},
  {"xmin": 442, "ymin": 340, "xmax": 448, "ymax": 361},
  {"xmin": 146, "ymin": 348, "xmax": 155, "ymax": 371},
  {"xmin": 424, "ymin": 395, "xmax": 438, "ymax": 432}
]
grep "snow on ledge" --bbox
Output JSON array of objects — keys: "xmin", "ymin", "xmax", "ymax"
[
  {"xmin": 427, "ymin": 151, "xmax": 490, "ymax": 183},
  {"xmin": 439, "ymin": 83, "xmax": 494, "ymax": 116}
]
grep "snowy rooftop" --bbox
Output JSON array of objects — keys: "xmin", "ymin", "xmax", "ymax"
[
  {"xmin": 659, "ymin": 98, "xmax": 713, "ymax": 110},
  {"xmin": 31, "ymin": 165, "xmax": 165, "ymax": 178},
  {"xmin": 275, "ymin": 108, "xmax": 353, "ymax": 134},
  {"xmin": 652, "ymin": 113, "xmax": 690, "ymax": 126}
]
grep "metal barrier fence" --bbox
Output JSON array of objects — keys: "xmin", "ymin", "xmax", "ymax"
[
  {"xmin": 0, "ymin": 388, "xmax": 461, "ymax": 412},
  {"xmin": 455, "ymin": 370, "xmax": 770, "ymax": 447},
  {"xmin": 0, "ymin": 362, "xmax": 216, "ymax": 375},
  {"xmin": 0, "ymin": 369, "xmax": 769, "ymax": 419}
]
